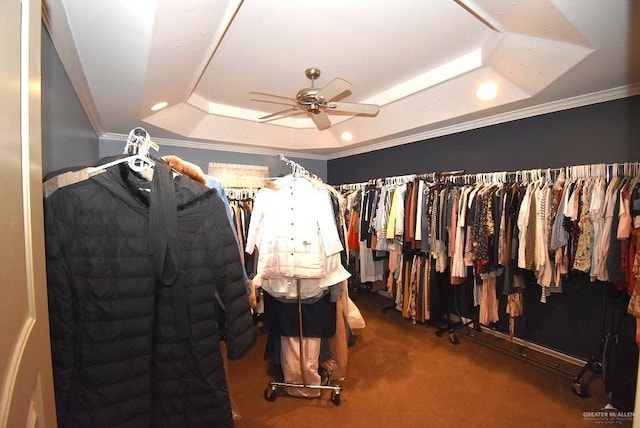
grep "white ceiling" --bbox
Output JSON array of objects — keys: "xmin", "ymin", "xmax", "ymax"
[{"xmin": 43, "ymin": 0, "xmax": 640, "ymax": 159}]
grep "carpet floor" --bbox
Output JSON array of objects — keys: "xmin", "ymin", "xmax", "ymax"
[{"xmin": 227, "ymin": 290, "xmax": 627, "ymax": 428}]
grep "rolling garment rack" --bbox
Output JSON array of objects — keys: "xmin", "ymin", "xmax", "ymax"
[
  {"xmin": 432, "ymin": 271, "xmax": 480, "ymax": 346},
  {"xmin": 440, "ymin": 163, "xmax": 640, "ymax": 398},
  {"xmin": 336, "ymin": 170, "xmax": 463, "ymax": 316},
  {"xmin": 568, "ymin": 281, "xmax": 621, "ymax": 397},
  {"xmin": 263, "ymin": 154, "xmax": 342, "ymax": 406},
  {"xmin": 336, "ymin": 161, "xmax": 640, "ymax": 398},
  {"xmin": 423, "ymin": 171, "xmax": 477, "ymax": 345}
]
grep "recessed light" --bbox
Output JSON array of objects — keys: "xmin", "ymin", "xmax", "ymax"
[
  {"xmin": 475, "ymin": 81, "xmax": 498, "ymax": 101},
  {"xmin": 341, "ymin": 132, "xmax": 353, "ymax": 141},
  {"xmin": 151, "ymin": 101, "xmax": 168, "ymax": 111}
]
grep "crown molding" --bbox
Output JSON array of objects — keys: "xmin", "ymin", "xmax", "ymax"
[
  {"xmin": 103, "ymin": 84, "xmax": 640, "ymax": 162},
  {"xmin": 99, "ymin": 133, "xmax": 329, "ymax": 161},
  {"xmin": 42, "ymin": 0, "xmax": 105, "ymax": 137},
  {"xmin": 324, "ymin": 84, "xmax": 640, "ymax": 160}
]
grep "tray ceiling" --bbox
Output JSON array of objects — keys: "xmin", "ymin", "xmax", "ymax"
[{"xmin": 43, "ymin": 0, "xmax": 640, "ymax": 158}]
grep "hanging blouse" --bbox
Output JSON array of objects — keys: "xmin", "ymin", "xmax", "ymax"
[
  {"xmin": 386, "ymin": 184, "xmax": 407, "ymax": 239},
  {"xmin": 415, "ymin": 180, "xmax": 426, "ymax": 241},
  {"xmin": 451, "ymin": 186, "xmax": 470, "ymax": 279},
  {"xmin": 517, "ymin": 182, "xmax": 534, "ymax": 269},
  {"xmin": 573, "ymin": 178, "xmax": 594, "ymax": 273},
  {"xmin": 618, "ymin": 177, "xmax": 636, "ymax": 239},
  {"xmin": 245, "ymin": 175, "xmax": 346, "ymax": 294},
  {"xmin": 595, "ymin": 176, "xmax": 622, "ymax": 281},
  {"xmin": 589, "ymin": 177, "xmax": 607, "ymax": 280},
  {"xmin": 550, "ymin": 181, "xmax": 570, "ymax": 251},
  {"xmin": 605, "ymin": 178, "xmax": 625, "ymax": 285},
  {"xmin": 373, "ymin": 185, "xmax": 392, "ymax": 251}
]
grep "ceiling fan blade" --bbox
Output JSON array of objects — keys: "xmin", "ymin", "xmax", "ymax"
[
  {"xmin": 316, "ymin": 78, "xmax": 351, "ymax": 101},
  {"xmin": 250, "ymin": 91, "xmax": 296, "ymax": 102},
  {"xmin": 327, "ymin": 101, "xmax": 379, "ymax": 116},
  {"xmin": 261, "ymin": 109, "xmax": 306, "ymax": 123},
  {"xmin": 251, "ymin": 98, "xmax": 298, "ymax": 108},
  {"xmin": 260, "ymin": 107, "xmax": 299, "ymax": 120},
  {"xmin": 310, "ymin": 110, "xmax": 331, "ymax": 130}
]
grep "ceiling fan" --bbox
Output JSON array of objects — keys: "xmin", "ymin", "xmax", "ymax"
[{"xmin": 250, "ymin": 68, "xmax": 380, "ymax": 130}]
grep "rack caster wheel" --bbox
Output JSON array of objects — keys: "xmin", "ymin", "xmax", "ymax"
[
  {"xmin": 572, "ymin": 382, "xmax": 589, "ymax": 398},
  {"xmin": 449, "ymin": 332, "xmax": 460, "ymax": 345},
  {"xmin": 590, "ymin": 361, "xmax": 603, "ymax": 374},
  {"xmin": 264, "ymin": 386, "xmax": 277, "ymax": 402},
  {"xmin": 436, "ymin": 330, "xmax": 443, "ymax": 338},
  {"xmin": 331, "ymin": 391, "xmax": 341, "ymax": 406}
]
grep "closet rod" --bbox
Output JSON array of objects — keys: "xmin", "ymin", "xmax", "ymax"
[
  {"xmin": 335, "ymin": 161, "xmax": 640, "ymax": 190},
  {"xmin": 335, "ymin": 169, "xmax": 466, "ymax": 191},
  {"xmin": 438, "ymin": 169, "xmax": 465, "ymax": 176},
  {"xmin": 454, "ymin": 161, "xmax": 640, "ymax": 184}
]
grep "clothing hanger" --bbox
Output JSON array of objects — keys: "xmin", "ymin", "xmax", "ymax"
[
  {"xmin": 86, "ymin": 154, "xmax": 154, "ymax": 177},
  {"xmin": 43, "ymin": 127, "xmax": 159, "ymax": 198},
  {"xmin": 278, "ymin": 153, "xmax": 324, "ymax": 184},
  {"xmin": 88, "ymin": 127, "xmax": 156, "ymax": 176}
]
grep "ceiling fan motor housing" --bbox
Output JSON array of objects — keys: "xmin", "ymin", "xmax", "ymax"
[{"xmin": 296, "ymin": 88, "xmax": 325, "ymax": 113}]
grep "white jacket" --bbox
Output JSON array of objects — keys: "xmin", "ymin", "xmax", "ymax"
[{"xmin": 246, "ymin": 175, "xmax": 344, "ymax": 283}]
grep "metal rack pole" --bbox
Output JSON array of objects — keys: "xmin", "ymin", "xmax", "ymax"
[
  {"xmin": 263, "ymin": 279, "xmax": 343, "ymax": 405},
  {"xmin": 296, "ymin": 279, "xmax": 307, "ymax": 387}
]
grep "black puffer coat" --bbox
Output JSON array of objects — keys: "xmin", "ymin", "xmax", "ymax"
[{"xmin": 44, "ymin": 159, "xmax": 257, "ymax": 427}]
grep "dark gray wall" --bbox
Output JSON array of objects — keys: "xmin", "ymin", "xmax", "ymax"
[
  {"xmin": 327, "ymin": 96, "xmax": 640, "ymax": 360},
  {"xmin": 41, "ymin": 26, "xmax": 98, "ymax": 176},
  {"xmin": 99, "ymin": 138, "xmax": 328, "ymax": 181},
  {"xmin": 328, "ymin": 95, "xmax": 640, "ymax": 184}
]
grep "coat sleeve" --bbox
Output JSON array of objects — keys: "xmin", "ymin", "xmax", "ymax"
[
  {"xmin": 244, "ymin": 187, "xmax": 266, "ymax": 255},
  {"xmin": 314, "ymin": 188, "xmax": 344, "ymax": 256},
  {"xmin": 44, "ymin": 194, "xmax": 76, "ymax": 423},
  {"xmin": 211, "ymin": 200, "xmax": 258, "ymax": 360}
]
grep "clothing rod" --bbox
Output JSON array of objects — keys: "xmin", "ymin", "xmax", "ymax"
[
  {"xmin": 438, "ymin": 169, "xmax": 465, "ymax": 176},
  {"xmin": 334, "ymin": 161, "xmax": 639, "ymax": 189},
  {"xmin": 335, "ymin": 169, "xmax": 465, "ymax": 190},
  {"xmin": 449, "ymin": 162, "xmax": 639, "ymax": 183}
]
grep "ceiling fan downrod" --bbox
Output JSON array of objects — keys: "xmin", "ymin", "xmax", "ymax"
[
  {"xmin": 297, "ymin": 68, "xmax": 324, "ymax": 108},
  {"xmin": 305, "ymin": 67, "xmax": 321, "ymax": 87}
]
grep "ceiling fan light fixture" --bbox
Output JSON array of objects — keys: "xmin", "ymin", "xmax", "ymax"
[
  {"xmin": 341, "ymin": 131, "xmax": 353, "ymax": 141},
  {"xmin": 251, "ymin": 68, "xmax": 380, "ymax": 130},
  {"xmin": 151, "ymin": 101, "xmax": 168, "ymax": 111},
  {"xmin": 475, "ymin": 81, "xmax": 498, "ymax": 101}
]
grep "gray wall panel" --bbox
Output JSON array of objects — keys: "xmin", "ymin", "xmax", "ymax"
[{"xmin": 41, "ymin": 26, "xmax": 98, "ymax": 176}]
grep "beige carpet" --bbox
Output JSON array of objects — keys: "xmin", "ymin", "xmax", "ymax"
[{"xmin": 227, "ymin": 291, "xmax": 627, "ymax": 428}]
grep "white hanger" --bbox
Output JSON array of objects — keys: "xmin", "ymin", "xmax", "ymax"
[
  {"xmin": 88, "ymin": 127, "xmax": 156, "ymax": 176},
  {"xmin": 87, "ymin": 154, "xmax": 154, "ymax": 176}
]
